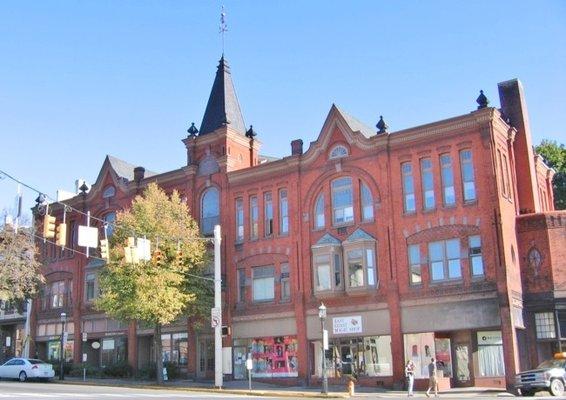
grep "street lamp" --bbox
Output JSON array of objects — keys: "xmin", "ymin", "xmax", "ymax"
[
  {"xmin": 59, "ymin": 312, "xmax": 67, "ymax": 380},
  {"xmin": 318, "ymin": 303, "xmax": 328, "ymax": 394}
]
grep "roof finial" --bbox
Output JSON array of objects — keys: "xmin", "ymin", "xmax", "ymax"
[
  {"xmin": 376, "ymin": 115, "xmax": 389, "ymax": 134},
  {"xmin": 187, "ymin": 122, "xmax": 199, "ymax": 137},
  {"xmin": 476, "ymin": 90, "xmax": 489, "ymax": 109},
  {"xmin": 220, "ymin": 5, "xmax": 228, "ymax": 55},
  {"xmin": 245, "ymin": 125, "xmax": 257, "ymax": 139}
]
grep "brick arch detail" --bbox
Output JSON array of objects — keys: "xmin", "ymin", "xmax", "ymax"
[
  {"xmin": 406, "ymin": 224, "xmax": 480, "ymax": 245},
  {"xmin": 236, "ymin": 252, "xmax": 289, "ymax": 268}
]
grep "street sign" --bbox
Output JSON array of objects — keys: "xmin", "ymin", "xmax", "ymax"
[
  {"xmin": 211, "ymin": 307, "xmax": 221, "ymax": 328},
  {"xmin": 82, "ymin": 353, "xmax": 87, "ymax": 362},
  {"xmin": 82, "ymin": 332, "xmax": 88, "ymax": 342}
]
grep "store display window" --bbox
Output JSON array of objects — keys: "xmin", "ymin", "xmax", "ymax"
[{"xmin": 249, "ymin": 336, "xmax": 298, "ymax": 377}]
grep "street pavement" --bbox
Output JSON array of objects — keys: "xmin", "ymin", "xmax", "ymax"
[{"xmin": 0, "ymin": 380, "xmax": 561, "ymax": 399}]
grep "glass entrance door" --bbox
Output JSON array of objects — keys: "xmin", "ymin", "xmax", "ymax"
[
  {"xmin": 197, "ymin": 337, "xmax": 214, "ymax": 379},
  {"xmin": 455, "ymin": 343, "xmax": 472, "ymax": 386}
]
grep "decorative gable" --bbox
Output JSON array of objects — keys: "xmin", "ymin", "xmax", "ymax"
[
  {"xmin": 314, "ymin": 233, "xmax": 341, "ymax": 246},
  {"xmin": 344, "ymin": 228, "xmax": 375, "ymax": 242}
]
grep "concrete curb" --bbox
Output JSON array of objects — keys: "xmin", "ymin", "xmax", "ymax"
[{"xmin": 55, "ymin": 379, "xmax": 349, "ymax": 398}]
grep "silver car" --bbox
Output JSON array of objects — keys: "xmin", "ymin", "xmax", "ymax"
[{"xmin": 0, "ymin": 358, "xmax": 55, "ymax": 382}]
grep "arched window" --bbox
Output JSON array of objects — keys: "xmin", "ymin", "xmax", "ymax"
[
  {"xmin": 329, "ymin": 145, "xmax": 348, "ymax": 159},
  {"xmin": 360, "ymin": 182, "xmax": 374, "ymax": 221},
  {"xmin": 201, "ymin": 187, "xmax": 220, "ymax": 235},
  {"xmin": 314, "ymin": 193, "xmax": 325, "ymax": 229},
  {"xmin": 104, "ymin": 212, "xmax": 116, "ymax": 238},
  {"xmin": 102, "ymin": 185, "xmax": 116, "ymax": 199},
  {"xmin": 528, "ymin": 248, "xmax": 542, "ymax": 275}
]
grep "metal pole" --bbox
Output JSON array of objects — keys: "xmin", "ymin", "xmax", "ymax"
[
  {"xmin": 59, "ymin": 318, "xmax": 65, "ymax": 380},
  {"xmin": 321, "ymin": 317, "xmax": 328, "ymax": 394},
  {"xmin": 214, "ymin": 225, "xmax": 223, "ymax": 388},
  {"xmin": 555, "ymin": 309, "xmax": 563, "ymax": 352}
]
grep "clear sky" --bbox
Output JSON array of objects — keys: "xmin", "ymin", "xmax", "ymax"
[{"xmin": 1, "ymin": 1, "xmax": 565, "ymax": 221}]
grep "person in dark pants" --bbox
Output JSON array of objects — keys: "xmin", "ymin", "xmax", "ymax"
[{"xmin": 426, "ymin": 358, "xmax": 438, "ymax": 397}]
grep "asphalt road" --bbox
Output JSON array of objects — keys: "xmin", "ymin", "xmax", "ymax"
[{"xmin": 0, "ymin": 381, "xmax": 560, "ymax": 399}]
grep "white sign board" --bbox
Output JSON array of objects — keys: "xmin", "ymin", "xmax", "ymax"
[
  {"xmin": 82, "ymin": 353, "xmax": 87, "ymax": 362},
  {"xmin": 82, "ymin": 332, "xmax": 88, "ymax": 342},
  {"xmin": 211, "ymin": 307, "xmax": 221, "ymax": 328},
  {"xmin": 323, "ymin": 329, "xmax": 329, "ymax": 350},
  {"xmin": 332, "ymin": 315, "xmax": 363, "ymax": 334},
  {"xmin": 78, "ymin": 226, "xmax": 99, "ymax": 248},
  {"xmin": 246, "ymin": 358, "xmax": 253, "ymax": 370}
]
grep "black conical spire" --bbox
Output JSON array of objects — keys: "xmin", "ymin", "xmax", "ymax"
[
  {"xmin": 476, "ymin": 90, "xmax": 489, "ymax": 109},
  {"xmin": 199, "ymin": 56, "xmax": 246, "ymax": 136}
]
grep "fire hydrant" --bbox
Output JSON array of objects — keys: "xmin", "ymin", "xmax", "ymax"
[{"xmin": 347, "ymin": 380, "xmax": 355, "ymax": 396}]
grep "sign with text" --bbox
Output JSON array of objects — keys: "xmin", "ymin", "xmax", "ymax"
[
  {"xmin": 211, "ymin": 307, "xmax": 221, "ymax": 328},
  {"xmin": 332, "ymin": 315, "xmax": 362, "ymax": 334}
]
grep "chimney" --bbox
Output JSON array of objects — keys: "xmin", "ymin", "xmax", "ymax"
[
  {"xmin": 291, "ymin": 139, "xmax": 303, "ymax": 156},
  {"xmin": 134, "ymin": 167, "xmax": 145, "ymax": 184},
  {"xmin": 498, "ymin": 79, "xmax": 540, "ymax": 213}
]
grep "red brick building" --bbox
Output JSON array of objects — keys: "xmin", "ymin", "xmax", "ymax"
[{"xmin": 30, "ymin": 57, "xmax": 565, "ymax": 390}]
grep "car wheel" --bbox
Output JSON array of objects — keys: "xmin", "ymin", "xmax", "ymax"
[
  {"xmin": 18, "ymin": 371, "xmax": 27, "ymax": 382},
  {"xmin": 550, "ymin": 378, "xmax": 565, "ymax": 397},
  {"xmin": 520, "ymin": 389, "xmax": 535, "ymax": 397}
]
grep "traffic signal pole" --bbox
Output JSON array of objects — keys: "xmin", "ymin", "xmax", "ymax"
[{"xmin": 214, "ymin": 225, "xmax": 223, "ymax": 389}]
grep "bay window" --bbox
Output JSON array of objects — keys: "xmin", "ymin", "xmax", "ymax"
[
  {"xmin": 344, "ymin": 243, "xmax": 377, "ymax": 290},
  {"xmin": 312, "ymin": 244, "xmax": 343, "ymax": 293}
]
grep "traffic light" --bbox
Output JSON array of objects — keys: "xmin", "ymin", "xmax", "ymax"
[
  {"xmin": 43, "ymin": 214, "xmax": 56, "ymax": 239},
  {"xmin": 55, "ymin": 223, "xmax": 67, "ymax": 247},
  {"xmin": 152, "ymin": 249, "xmax": 163, "ymax": 266},
  {"xmin": 100, "ymin": 239, "xmax": 109, "ymax": 261},
  {"xmin": 174, "ymin": 250, "xmax": 184, "ymax": 269}
]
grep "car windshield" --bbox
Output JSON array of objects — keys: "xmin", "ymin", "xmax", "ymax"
[
  {"xmin": 27, "ymin": 359, "xmax": 46, "ymax": 365},
  {"xmin": 537, "ymin": 359, "xmax": 566, "ymax": 369}
]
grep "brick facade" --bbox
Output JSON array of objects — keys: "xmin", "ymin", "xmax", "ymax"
[{"xmin": 31, "ymin": 58, "xmax": 564, "ymax": 390}]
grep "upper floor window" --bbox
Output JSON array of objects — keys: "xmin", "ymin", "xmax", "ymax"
[
  {"xmin": 345, "ymin": 246, "xmax": 376, "ymax": 289},
  {"xmin": 420, "ymin": 158, "xmax": 435, "ymax": 210},
  {"xmin": 252, "ymin": 265, "xmax": 275, "ymax": 302},
  {"xmin": 102, "ymin": 185, "xmax": 115, "ymax": 199},
  {"xmin": 313, "ymin": 249, "xmax": 343, "ymax": 292},
  {"xmin": 237, "ymin": 269, "xmax": 246, "ymax": 303},
  {"xmin": 469, "ymin": 235, "xmax": 484, "ymax": 276},
  {"xmin": 332, "ymin": 177, "xmax": 353, "ymax": 225},
  {"xmin": 201, "ymin": 187, "xmax": 220, "ymax": 236},
  {"xmin": 314, "ymin": 194, "xmax": 325, "ymax": 229},
  {"xmin": 360, "ymin": 182, "xmax": 374, "ymax": 221},
  {"xmin": 235, "ymin": 198, "xmax": 244, "ymax": 242},
  {"xmin": 459, "ymin": 150, "xmax": 477, "ymax": 202},
  {"xmin": 329, "ymin": 145, "xmax": 348, "ymax": 159},
  {"xmin": 502, "ymin": 153, "xmax": 511, "ymax": 198},
  {"xmin": 440, "ymin": 154, "xmax": 456, "ymax": 206},
  {"xmin": 51, "ymin": 280, "xmax": 67, "ymax": 309},
  {"xmin": 104, "ymin": 212, "xmax": 116, "ymax": 238},
  {"xmin": 528, "ymin": 248, "xmax": 542, "ymax": 275},
  {"xmin": 535, "ymin": 312, "xmax": 556, "ymax": 339},
  {"xmin": 85, "ymin": 272, "xmax": 97, "ymax": 302},
  {"xmin": 402, "ymin": 162, "xmax": 416, "ymax": 213},
  {"xmin": 408, "ymin": 244, "xmax": 422, "ymax": 285},
  {"xmin": 429, "ymin": 238, "xmax": 461, "ymax": 281},
  {"xmin": 281, "ymin": 263, "xmax": 291, "ymax": 301},
  {"xmin": 264, "ymin": 192, "xmax": 273, "ymax": 236},
  {"xmin": 250, "ymin": 196, "xmax": 259, "ymax": 240},
  {"xmin": 279, "ymin": 189, "xmax": 289, "ymax": 235}
]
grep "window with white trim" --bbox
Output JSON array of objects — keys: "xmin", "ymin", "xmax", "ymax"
[
  {"xmin": 314, "ymin": 193, "xmax": 325, "ymax": 229},
  {"xmin": 440, "ymin": 154, "xmax": 456, "ymax": 206},
  {"xmin": 252, "ymin": 266, "xmax": 275, "ymax": 302},
  {"xmin": 332, "ymin": 177, "xmax": 354, "ymax": 225},
  {"xmin": 459, "ymin": 150, "xmax": 476, "ymax": 202},
  {"xmin": 535, "ymin": 312, "xmax": 556, "ymax": 339},
  {"xmin": 279, "ymin": 189, "xmax": 289, "ymax": 235},
  {"xmin": 360, "ymin": 182, "xmax": 374, "ymax": 221},
  {"xmin": 329, "ymin": 145, "xmax": 348, "ymax": 159},
  {"xmin": 402, "ymin": 162, "xmax": 416, "ymax": 213},
  {"xmin": 344, "ymin": 245, "xmax": 377, "ymax": 289},
  {"xmin": 312, "ymin": 246, "xmax": 343, "ymax": 293},
  {"xmin": 235, "ymin": 198, "xmax": 244, "ymax": 242},
  {"xmin": 420, "ymin": 158, "xmax": 435, "ymax": 210},
  {"xmin": 102, "ymin": 185, "xmax": 115, "ymax": 199},
  {"xmin": 428, "ymin": 238, "xmax": 461, "ymax": 281}
]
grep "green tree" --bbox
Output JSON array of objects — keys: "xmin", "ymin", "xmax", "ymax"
[
  {"xmin": 0, "ymin": 225, "xmax": 44, "ymax": 305},
  {"xmin": 536, "ymin": 139, "xmax": 566, "ymax": 210},
  {"xmin": 95, "ymin": 183, "xmax": 209, "ymax": 383}
]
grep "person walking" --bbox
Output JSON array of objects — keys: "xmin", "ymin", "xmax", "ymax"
[
  {"xmin": 405, "ymin": 360, "xmax": 415, "ymax": 397},
  {"xmin": 426, "ymin": 358, "xmax": 439, "ymax": 397}
]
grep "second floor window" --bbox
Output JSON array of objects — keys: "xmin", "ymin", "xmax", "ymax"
[
  {"xmin": 429, "ymin": 238, "xmax": 461, "ymax": 281},
  {"xmin": 360, "ymin": 182, "xmax": 374, "ymax": 221},
  {"xmin": 279, "ymin": 189, "xmax": 289, "ymax": 235},
  {"xmin": 314, "ymin": 194, "xmax": 325, "ymax": 229},
  {"xmin": 253, "ymin": 266, "xmax": 275, "ymax": 302},
  {"xmin": 235, "ymin": 198, "xmax": 244, "ymax": 242},
  {"xmin": 402, "ymin": 162, "xmax": 416, "ymax": 213},
  {"xmin": 460, "ymin": 150, "xmax": 476, "ymax": 202},
  {"xmin": 237, "ymin": 269, "xmax": 246, "ymax": 303},
  {"xmin": 85, "ymin": 273, "xmax": 96, "ymax": 302},
  {"xmin": 264, "ymin": 192, "xmax": 273, "ymax": 236},
  {"xmin": 250, "ymin": 196, "xmax": 258, "ymax": 240},
  {"xmin": 408, "ymin": 244, "xmax": 421, "ymax": 284},
  {"xmin": 440, "ymin": 154, "xmax": 456, "ymax": 206},
  {"xmin": 469, "ymin": 235, "xmax": 484, "ymax": 276},
  {"xmin": 332, "ymin": 177, "xmax": 353, "ymax": 225},
  {"xmin": 420, "ymin": 158, "xmax": 435, "ymax": 210},
  {"xmin": 104, "ymin": 212, "xmax": 116, "ymax": 238},
  {"xmin": 281, "ymin": 263, "xmax": 291, "ymax": 301},
  {"xmin": 201, "ymin": 187, "xmax": 220, "ymax": 236},
  {"xmin": 51, "ymin": 280, "xmax": 67, "ymax": 309}
]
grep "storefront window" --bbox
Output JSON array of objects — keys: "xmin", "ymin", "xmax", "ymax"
[
  {"xmin": 404, "ymin": 332, "xmax": 435, "ymax": 379},
  {"xmin": 47, "ymin": 340, "xmax": 74, "ymax": 362},
  {"xmin": 100, "ymin": 336, "xmax": 127, "ymax": 367},
  {"xmin": 476, "ymin": 331, "xmax": 505, "ymax": 377},
  {"xmin": 248, "ymin": 336, "xmax": 298, "ymax": 377},
  {"xmin": 162, "ymin": 332, "xmax": 188, "ymax": 365},
  {"xmin": 313, "ymin": 335, "xmax": 392, "ymax": 378}
]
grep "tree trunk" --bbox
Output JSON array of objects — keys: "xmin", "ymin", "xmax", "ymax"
[{"xmin": 154, "ymin": 323, "xmax": 163, "ymax": 384}]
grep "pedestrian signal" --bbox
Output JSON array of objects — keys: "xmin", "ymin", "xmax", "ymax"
[{"xmin": 100, "ymin": 239, "xmax": 109, "ymax": 261}]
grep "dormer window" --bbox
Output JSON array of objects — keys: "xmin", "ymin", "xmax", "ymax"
[
  {"xmin": 329, "ymin": 145, "xmax": 348, "ymax": 159},
  {"xmin": 102, "ymin": 186, "xmax": 116, "ymax": 199}
]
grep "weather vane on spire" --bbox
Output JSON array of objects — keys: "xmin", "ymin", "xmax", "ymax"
[{"xmin": 220, "ymin": 5, "xmax": 228, "ymax": 55}]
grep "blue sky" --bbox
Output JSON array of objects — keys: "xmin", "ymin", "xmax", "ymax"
[{"xmin": 1, "ymin": 1, "xmax": 565, "ymax": 221}]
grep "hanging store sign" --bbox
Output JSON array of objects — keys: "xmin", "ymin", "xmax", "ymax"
[{"xmin": 332, "ymin": 315, "xmax": 362, "ymax": 334}]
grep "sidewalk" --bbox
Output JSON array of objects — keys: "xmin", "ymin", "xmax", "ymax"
[{"xmin": 60, "ymin": 377, "xmax": 513, "ymax": 398}]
